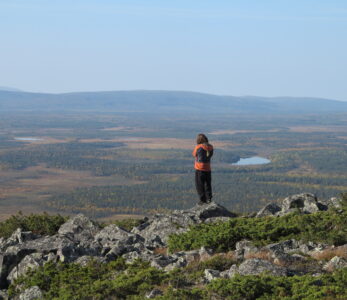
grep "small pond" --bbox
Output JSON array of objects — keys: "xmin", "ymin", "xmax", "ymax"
[{"xmin": 232, "ymin": 156, "xmax": 271, "ymax": 166}]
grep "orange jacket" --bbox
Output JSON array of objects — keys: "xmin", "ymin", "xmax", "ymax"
[{"xmin": 192, "ymin": 143, "xmax": 214, "ymax": 171}]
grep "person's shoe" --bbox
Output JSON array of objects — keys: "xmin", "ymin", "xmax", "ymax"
[{"xmin": 206, "ymin": 199, "xmax": 212, "ymax": 204}]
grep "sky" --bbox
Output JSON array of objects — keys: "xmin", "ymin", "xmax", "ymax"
[{"xmin": 0, "ymin": 0, "xmax": 346, "ymax": 100}]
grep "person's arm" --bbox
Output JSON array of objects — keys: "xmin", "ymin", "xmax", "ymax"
[{"xmin": 192, "ymin": 145, "xmax": 198, "ymax": 157}]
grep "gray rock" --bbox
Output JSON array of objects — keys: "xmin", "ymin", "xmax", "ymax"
[
  {"xmin": 122, "ymin": 250, "xmax": 154, "ymax": 263},
  {"xmin": 237, "ymin": 259, "xmax": 288, "ymax": 276},
  {"xmin": 198, "ymin": 247, "xmax": 213, "ymax": 261},
  {"xmin": 58, "ymin": 214, "xmax": 100, "ymax": 242},
  {"xmin": 323, "ymin": 256, "xmax": 347, "ymax": 272},
  {"xmin": 256, "ymin": 203, "xmax": 281, "ymax": 217},
  {"xmin": 220, "ymin": 269, "xmax": 231, "ymax": 278},
  {"xmin": 150, "ymin": 255, "xmax": 178, "ymax": 269},
  {"xmin": 278, "ymin": 193, "xmax": 323, "ymax": 215},
  {"xmin": 0, "ymin": 290, "xmax": 8, "ymax": 300},
  {"xmin": 146, "ymin": 289, "xmax": 163, "ymax": 298},
  {"xmin": 7, "ymin": 253, "xmax": 45, "ymax": 282},
  {"xmin": 235, "ymin": 240, "xmax": 258, "ymax": 260},
  {"xmin": 132, "ymin": 202, "xmax": 236, "ymax": 245},
  {"xmin": 319, "ymin": 197, "xmax": 343, "ymax": 210},
  {"xmin": 187, "ymin": 202, "xmax": 237, "ymax": 221},
  {"xmin": 177, "ymin": 250, "xmax": 200, "ymax": 265},
  {"xmin": 266, "ymin": 239, "xmax": 300, "ymax": 254},
  {"xmin": 104, "ymin": 242, "xmax": 127, "ymax": 261},
  {"xmin": 225, "ymin": 264, "xmax": 238, "ymax": 278},
  {"xmin": 164, "ymin": 256, "xmax": 187, "ymax": 271},
  {"xmin": 95, "ymin": 224, "xmax": 143, "ymax": 248},
  {"xmin": 271, "ymin": 251, "xmax": 307, "ymax": 267},
  {"xmin": 0, "ymin": 229, "xmax": 37, "ymax": 253},
  {"xmin": 75, "ymin": 255, "xmax": 106, "ymax": 267},
  {"xmin": 18, "ymin": 286, "xmax": 43, "ymax": 300},
  {"xmin": 204, "ymin": 269, "xmax": 221, "ymax": 282}
]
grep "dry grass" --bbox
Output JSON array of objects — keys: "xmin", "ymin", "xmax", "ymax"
[
  {"xmin": 244, "ymin": 250, "xmax": 272, "ymax": 261},
  {"xmin": 153, "ymin": 248, "xmax": 169, "ymax": 255},
  {"xmin": 310, "ymin": 246, "xmax": 347, "ymax": 261}
]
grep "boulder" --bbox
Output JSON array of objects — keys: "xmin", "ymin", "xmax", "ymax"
[
  {"xmin": 18, "ymin": 286, "xmax": 43, "ymax": 300},
  {"xmin": 122, "ymin": 249, "xmax": 154, "ymax": 264},
  {"xmin": 265, "ymin": 239, "xmax": 301, "ymax": 254},
  {"xmin": 7, "ymin": 253, "xmax": 45, "ymax": 282},
  {"xmin": 132, "ymin": 202, "xmax": 236, "ymax": 245},
  {"xmin": 95, "ymin": 224, "xmax": 143, "ymax": 248},
  {"xmin": 58, "ymin": 214, "xmax": 100, "ymax": 243},
  {"xmin": 278, "ymin": 193, "xmax": 324, "ymax": 215},
  {"xmin": 224, "ymin": 264, "xmax": 238, "ymax": 278},
  {"xmin": 236, "ymin": 259, "xmax": 288, "ymax": 276},
  {"xmin": 187, "ymin": 202, "xmax": 237, "ymax": 221},
  {"xmin": 75, "ymin": 255, "xmax": 106, "ymax": 267},
  {"xmin": 198, "ymin": 247, "xmax": 213, "ymax": 261},
  {"xmin": 319, "ymin": 197, "xmax": 343, "ymax": 210},
  {"xmin": 256, "ymin": 203, "xmax": 281, "ymax": 217},
  {"xmin": 0, "ymin": 290, "xmax": 8, "ymax": 300},
  {"xmin": 323, "ymin": 256, "xmax": 347, "ymax": 272},
  {"xmin": 0, "ymin": 229, "xmax": 37, "ymax": 253},
  {"xmin": 204, "ymin": 269, "xmax": 221, "ymax": 282},
  {"xmin": 235, "ymin": 240, "xmax": 259, "ymax": 260}
]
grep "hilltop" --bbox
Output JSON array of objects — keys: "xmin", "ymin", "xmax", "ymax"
[
  {"xmin": 0, "ymin": 193, "xmax": 346, "ymax": 299},
  {"xmin": 1, "ymin": 90, "xmax": 347, "ymax": 114}
]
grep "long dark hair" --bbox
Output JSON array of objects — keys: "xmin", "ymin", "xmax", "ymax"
[{"xmin": 196, "ymin": 133, "xmax": 209, "ymax": 144}]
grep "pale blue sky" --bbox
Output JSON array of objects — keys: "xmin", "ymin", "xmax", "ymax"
[{"xmin": 0, "ymin": 0, "xmax": 346, "ymax": 100}]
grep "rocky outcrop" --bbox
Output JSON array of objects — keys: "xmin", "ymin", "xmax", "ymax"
[
  {"xmin": 132, "ymin": 202, "xmax": 236, "ymax": 246},
  {"xmin": 235, "ymin": 259, "xmax": 288, "ymax": 276},
  {"xmin": 256, "ymin": 203, "xmax": 281, "ymax": 217},
  {"xmin": 0, "ymin": 195, "xmax": 345, "ymax": 297},
  {"xmin": 256, "ymin": 193, "xmax": 342, "ymax": 217},
  {"xmin": 0, "ymin": 202, "xmax": 236, "ymax": 289}
]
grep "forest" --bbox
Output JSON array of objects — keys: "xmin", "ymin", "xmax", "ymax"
[{"xmin": 1, "ymin": 111, "xmax": 347, "ymax": 219}]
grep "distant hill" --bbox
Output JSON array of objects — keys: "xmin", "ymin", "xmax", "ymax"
[
  {"xmin": 0, "ymin": 86, "xmax": 22, "ymax": 92},
  {"xmin": 0, "ymin": 90, "xmax": 346, "ymax": 114}
]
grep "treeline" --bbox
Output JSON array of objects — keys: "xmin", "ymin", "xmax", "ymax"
[{"xmin": 47, "ymin": 171, "xmax": 346, "ymax": 218}]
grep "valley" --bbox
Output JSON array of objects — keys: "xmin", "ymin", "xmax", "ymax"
[{"xmin": 1, "ymin": 107, "xmax": 347, "ymax": 220}]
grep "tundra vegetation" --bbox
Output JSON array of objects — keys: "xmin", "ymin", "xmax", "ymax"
[{"xmin": 1, "ymin": 195, "xmax": 346, "ymax": 299}]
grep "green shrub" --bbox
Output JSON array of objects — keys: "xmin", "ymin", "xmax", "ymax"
[
  {"xmin": 0, "ymin": 212, "xmax": 67, "ymax": 239},
  {"xmin": 9, "ymin": 258, "xmax": 167, "ymax": 299},
  {"xmin": 168, "ymin": 209, "xmax": 347, "ymax": 252},
  {"xmin": 207, "ymin": 268, "xmax": 347, "ymax": 300}
]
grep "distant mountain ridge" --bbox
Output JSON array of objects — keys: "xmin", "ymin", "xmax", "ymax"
[{"xmin": 0, "ymin": 90, "xmax": 346, "ymax": 114}]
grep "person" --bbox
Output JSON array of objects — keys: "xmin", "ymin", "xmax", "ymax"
[{"xmin": 192, "ymin": 133, "xmax": 214, "ymax": 205}]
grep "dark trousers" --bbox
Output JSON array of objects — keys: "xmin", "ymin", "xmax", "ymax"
[{"xmin": 195, "ymin": 170, "xmax": 212, "ymax": 202}]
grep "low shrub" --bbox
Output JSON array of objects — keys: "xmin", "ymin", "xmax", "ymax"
[
  {"xmin": 0, "ymin": 212, "xmax": 67, "ymax": 239},
  {"xmin": 9, "ymin": 258, "xmax": 166, "ymax": 299},
  {"xmin": 206, "ymin": 268, "xmax": 347, "ymax": 300},
  {"xmin": 168, "ymin": 209, "xmax": 347, "ymax": 252}
]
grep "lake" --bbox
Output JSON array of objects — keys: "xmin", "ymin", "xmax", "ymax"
[{"xmin": 232, "ymin": 156, "xmax": 271, "ymax": 166}]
